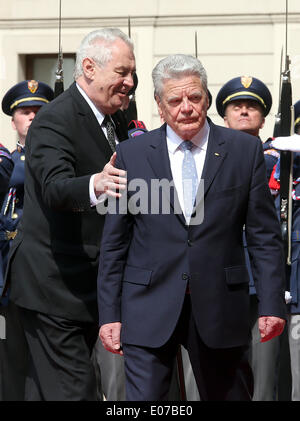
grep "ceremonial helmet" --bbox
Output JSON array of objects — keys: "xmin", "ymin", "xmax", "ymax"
[
  {"xmin": 2, "ymin": 80, "xmax": 54, "ymax": 116},
  {"xmin": 216, "ymin": 76, "xmax": 272, "ymax": 117}
]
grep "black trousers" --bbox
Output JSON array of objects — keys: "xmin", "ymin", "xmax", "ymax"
[
  {"xmin": 123, "ymin": 295, "xmax": 254, "ymax": 401},
  {"xmin": 18, "ymin": 307, "xmax": 99, "ymax": 401},
  {"xmin": 0, "ymin": 301, "xmax": 28, "ymax": 401}
]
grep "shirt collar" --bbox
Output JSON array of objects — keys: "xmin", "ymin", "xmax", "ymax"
[
  {"xmin": 166, "ymin": 119, "xmax": 210, "ymax": 154},
  {"xmin": 76, "ymin": 82, "xmax": 106, "ymax": 125},
  {"xmin": 17, "ymin": 141, "xmax": 25, "ymax": 151}
]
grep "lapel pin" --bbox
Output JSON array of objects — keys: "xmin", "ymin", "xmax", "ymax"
[{"xmin": 214, "ymin": 152, "xmax": 221, "ymax": 157}]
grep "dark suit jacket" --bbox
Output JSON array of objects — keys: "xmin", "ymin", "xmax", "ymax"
[
  {"xmin": 97, "ymin": 121, "xmax": 287, "ymax": 349},
  {"xmin": 5, "ymin": 82, "xmax": 127, "ymax": 323}
]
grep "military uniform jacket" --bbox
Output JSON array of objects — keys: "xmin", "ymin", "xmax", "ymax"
[
  {"xmin": 278, "ymin": 153, "xmax": 300, "ymax": 313},
  {"xmin": 0, "ymin": 145, "xmax": 13, "ymax": 208},
  {"xmin": 1, "ymin": 145, "xmax": 26, "ymax": 225},
  {"xmin": 0, "ymin": 146, "xmax": 25, "ymax": 298},
  {"xmin": 0, "ymin": 145, "xmax": 14, "ymax": 298},
  {"xmin": 5, "ymin": 82, "xmax": 122, "ymax": 322}
]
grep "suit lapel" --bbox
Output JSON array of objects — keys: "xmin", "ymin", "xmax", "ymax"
[
  {"xmin": 147, "ymin": 125, "xmax": 186, "ymax": 227},
  {"xmin": 146, "ymin": 125, "xmax": 172, "ymax": 181},
  {"xmin": 191, "ymin": 121, "xmax": 228, "ymax": 224},
  {"xmin": 200, "ymin": 121, "xmax": 228, "ymax": 197}
]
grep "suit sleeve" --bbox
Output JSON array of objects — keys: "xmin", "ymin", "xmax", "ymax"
[
  {"xmin": 245, "ymin": 140, "xmax": 287, "ymax": 319},
  {"xmin": 97, "ymin": 144, "xmax": 133, "ymax": 326},
  {"xmin": 26, "ymin": 108, "xmax": 91, "ymax": 212}
]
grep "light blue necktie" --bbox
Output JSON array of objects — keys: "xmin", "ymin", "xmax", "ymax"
[{"xmin": 180, "ymin": 140, "xmax": 198, "ymax": 220}]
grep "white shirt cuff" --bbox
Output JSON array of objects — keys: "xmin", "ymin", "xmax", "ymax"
[{"xmin": 89, "ymin": 174, "xmax": 107, "ymax": 206}]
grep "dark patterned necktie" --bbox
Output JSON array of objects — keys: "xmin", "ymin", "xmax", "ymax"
[{"xmin": 103, "ymin": 115, "xmax": 116, "ymax": 152}]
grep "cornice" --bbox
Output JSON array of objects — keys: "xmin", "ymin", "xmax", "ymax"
[{"xmin": 0, "ymin": 13, "xmax": 300, "ymax": 30}]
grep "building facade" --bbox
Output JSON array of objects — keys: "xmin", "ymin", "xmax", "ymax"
[{"xmin": 0, "ymin": 0, "xmax": 300, "ymax": 149}]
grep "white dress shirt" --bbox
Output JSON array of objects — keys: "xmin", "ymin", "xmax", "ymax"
[
  {"xmin": 75, "ymin": 83, "xmax": 118, "ymax": 206},
  {"xmin": 166, "ymin": 119, "xmax": 210, "ymax": 221}
]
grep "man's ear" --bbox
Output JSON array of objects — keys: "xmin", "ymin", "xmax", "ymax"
[
  {"xmin": 260, "ymin": 117, "xmax": 265, "ymax": 130},
  {"xmin": 82, "ymin": 57, "xmax": 96, "ymax": 80}
]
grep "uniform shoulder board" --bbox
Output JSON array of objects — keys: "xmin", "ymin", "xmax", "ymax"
[
  {"xmin": 0, "ymin": 144, "xmax": 12, "ymax": 160},
  {"xmin": 128, "ymin": 128, "xmax": 148, "ymax": 138}
]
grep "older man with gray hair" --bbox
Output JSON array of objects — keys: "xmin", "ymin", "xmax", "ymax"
[
  {"xmin": 3, "ymin": 28, "xmax": 135, "ymax": 401},
  {"xmin": 98, "ymin": 54, "xmax": 286, "ymax": 401}
]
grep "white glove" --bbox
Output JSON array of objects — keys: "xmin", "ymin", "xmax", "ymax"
[
  {"xmin": 285, "ymin": 291, "xmax": 292, "ymax": 304},
  {"xmin": 271, "ymin": 134, "xmax": 300, "ymax": 152}
]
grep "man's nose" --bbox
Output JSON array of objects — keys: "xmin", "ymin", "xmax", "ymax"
[
  {"xmin": 29, "ymin": 112, "xmax": 36, "ymax": 120},
  {"xmin": 124, "ymin": 74, "xmax": 134, "ymax": 90},
  {"xmin": 240, "ymin": 106, "xmax": 249, "ymax": 115},
  {"xmin": 181, "ymin": 98, "xmax": 192, "ymax": 113}
]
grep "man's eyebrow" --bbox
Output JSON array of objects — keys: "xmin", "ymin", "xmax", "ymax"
[
  {"xmin": 167, "ymin": 91, "xmax": 203, "ymax": 100},
  {"xmin": 115, "ymin": 65, "xmax": 136, "ymax": 72}
]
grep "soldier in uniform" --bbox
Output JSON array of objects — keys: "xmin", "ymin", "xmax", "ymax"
[
  {"xmin": 216, "ymin": 76, "xmax": 281, "ymax": 401},
  {"xmin": 0, "ymin": 80, "xmax": 54, "ymax": 400},
  {"xmin": 270, "ymin": 100, "xmax": 300, "ymax": 400}
]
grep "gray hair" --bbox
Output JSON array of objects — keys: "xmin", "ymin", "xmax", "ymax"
[
  {"xmin": 152, "ymin": 54, "xmax": 208, "ymax": 99},
  {"xmin": 74, "ymin": 28, "xmax": 134, "ymax": 80}
]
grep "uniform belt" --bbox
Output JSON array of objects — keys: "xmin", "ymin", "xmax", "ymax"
[{"xmin": 0, "ymin": 230, "xmax": 18, "ymax": 241}]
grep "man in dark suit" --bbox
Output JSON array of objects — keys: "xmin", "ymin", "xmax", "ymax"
[
  {"xmin": 2, "ymin": 28, "xmax": 135, "ymax": 401},
  {"xmin": 98, "ymin": 54, "xmax": 287, "ymax": 401}
]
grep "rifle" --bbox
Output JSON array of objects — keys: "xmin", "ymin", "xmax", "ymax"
[
  {"xmin": 273, "ymin": 47, "xmax": 283, "ymax": 138},
  {"xmin": 125, "ymin": 16, "xmax": 138, "ymax": 122},
  {"xmin": 278, "ymin": 0, "xmax": 294, "ymax": 281},
  {"xmin": 194, "ymin": 30, "xmax": 212, "ymax": 109},
  {"xmin": 54, "ymin": 0, "xmax": 64, "ymax": 98}
]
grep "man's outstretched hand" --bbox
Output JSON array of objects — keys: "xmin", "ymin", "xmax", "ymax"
[{"xmin": 94, "ymin": 152, "xmax": 127, "ymax": 198}]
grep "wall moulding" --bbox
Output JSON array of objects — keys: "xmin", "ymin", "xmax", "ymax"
[{"xmin": 0, "ymin": 13, "xmax": 300, "ymax": 30}]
